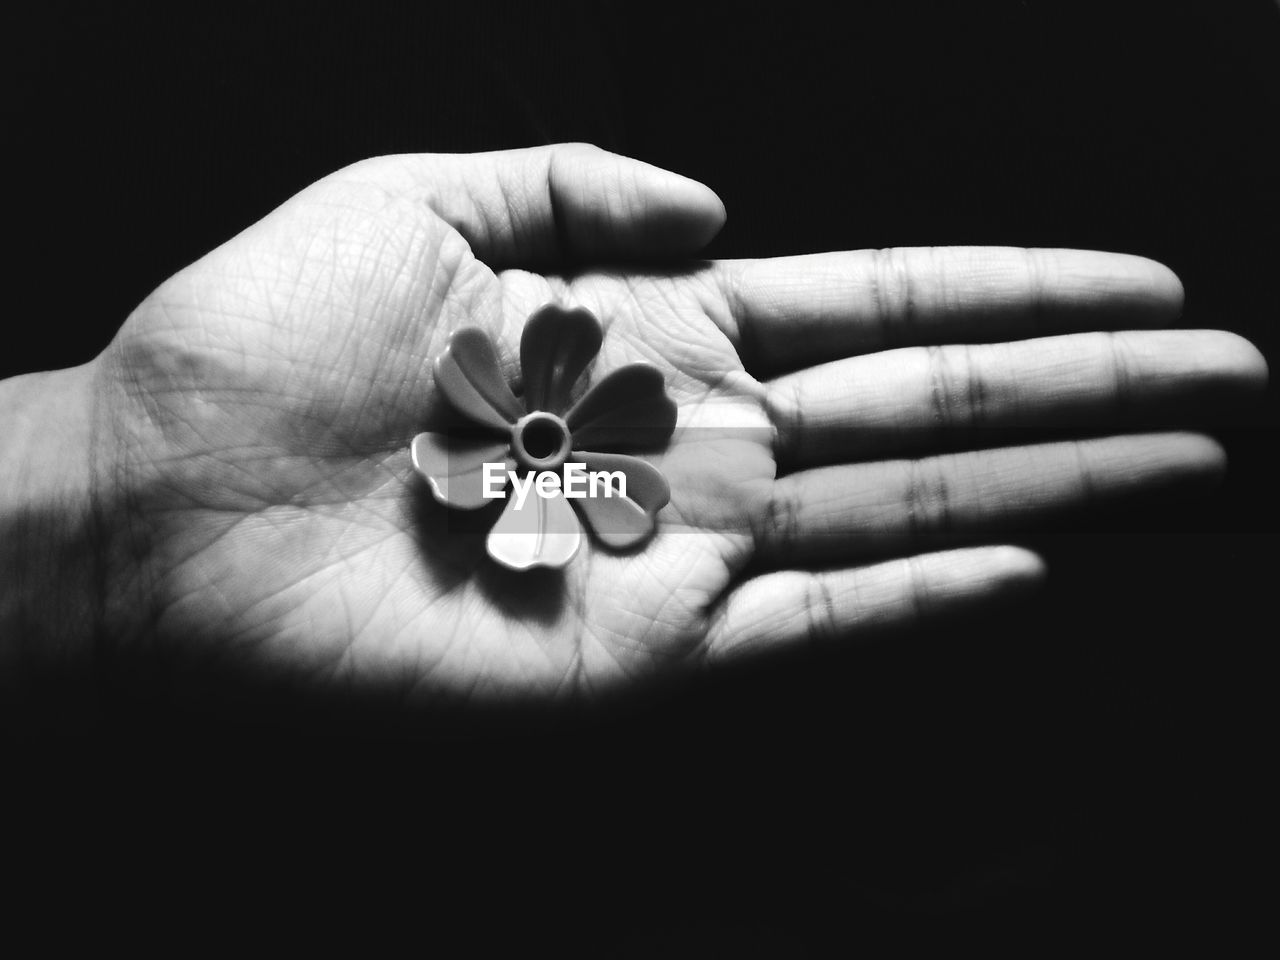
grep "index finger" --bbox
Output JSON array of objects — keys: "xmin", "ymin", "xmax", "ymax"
[{"xmin": 714, "ymin": 247, "xmax": 1184, "ymax": 375}]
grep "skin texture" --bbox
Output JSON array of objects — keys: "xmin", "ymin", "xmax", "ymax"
[{"xmin": 0, "ymin": 144, "xmax": 1267, "ymax": 703}]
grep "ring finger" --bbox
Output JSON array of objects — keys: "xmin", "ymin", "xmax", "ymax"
[{"xmin": 756, "ymin": 431, "xmax": 1225, "ymax": 565}]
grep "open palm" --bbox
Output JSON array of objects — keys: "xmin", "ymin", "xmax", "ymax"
[{"xmin": 92, "ymin": 145, "xmax": 1265, "ymax": 701}]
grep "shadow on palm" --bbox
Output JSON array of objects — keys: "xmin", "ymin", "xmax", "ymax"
[{"xmin": 407, "ymin": 487, "xmax": 568, "ymax": 626}]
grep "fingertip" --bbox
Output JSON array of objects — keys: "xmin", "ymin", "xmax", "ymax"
[
  {"xmin": 988, "ymin": 545, "xmax": 1049, "ymax": 591},
  {"xmin": 1170, "ymin": 330, "xmax": 1270, "ymax": 409},
  {"xmin": 632, "ymin": 160, "xmax": 728, "ymax": 253},
  {"xmin": 1135, "ymin": 255, "xmax": 1185, "ymax": 318},
  {"xmin": 1105, "ymin": 253, "xmax": 1184, "ymax": 324},
  {"xmin": 941, "ymin": 545, "xmax": 1047, "ymax": 592},
  {"xmin": 1056, "ymin": 250, "xmax": 1185, "ymax": 324},
  {"xmin": 1154, "ymin": 431, "xmax": 1229, "ymax": 487},
  {"xmin": 1189, "ymin": 432, "xmax": 1229, "ymax": 483},
  {"xmin": 557, "ymin": 144, "xmax": 726, "ymax": 256},
  {"xmin": 921, "ymin": 546, "xmax": 1048, "ymax": 603},
  {"xmin": 1215, "ymin": 331, "xmax": 1270, "ymax": 395},
  {"xmin": 681, "ymin": 173, "xmax": 728, "ymax": 239}
]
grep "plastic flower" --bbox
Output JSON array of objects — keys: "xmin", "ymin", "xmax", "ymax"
[{"xmin": 411, "ymin": 305, "xmax": 675, "ymax": 570}]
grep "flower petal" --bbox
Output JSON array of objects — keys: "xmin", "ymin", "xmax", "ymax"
[
  {"xmin": 565, "ymin": 363, "xmax": 677, "ymax": 450},
  {"xmin": 486, "ymin": 487, "xmax": 582, "ymax": 570},
  {"xmin": 519, "ymin": 305, "xmax": 603, "ymax": 415},
  {"xmin": 435, "ymin": 328, "xmax": 523, "ymax": 430},
  {"xmin": 411, "ymin": 432, "xmax": 513, "ymax": 509},
  {"xmin": 567, "ymin": 451, "xmax": 670, "ymax": 549}
]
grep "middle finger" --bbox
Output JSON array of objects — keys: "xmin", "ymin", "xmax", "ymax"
[{"xmin": 767, "ymin": 329, "xmax": 1265, "ymax": 467}]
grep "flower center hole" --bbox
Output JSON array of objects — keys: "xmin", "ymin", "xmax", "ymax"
[{"xmin": 520, "ymin": 417, "xmax": 566, "ymax": 461}]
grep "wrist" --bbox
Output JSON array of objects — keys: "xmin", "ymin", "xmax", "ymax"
[{"xmin": 0, "ymin": 363, "xmax": 103, "ymax": 683}]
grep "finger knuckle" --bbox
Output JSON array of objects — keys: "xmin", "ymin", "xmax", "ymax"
[
  {"xmin": 803, "ymin": 573, "xmax": 839, "ymax": 646},
  {"xmin": 761, "ymin": 480, "xmax": 801, "ymax": 556},
  {"xmin": 869, "ymin": 247, "xmax": 915, "ymax": 339},
  {"xmin": 904, "ymin": 457, "xmax": 955, "ymax": 535}
]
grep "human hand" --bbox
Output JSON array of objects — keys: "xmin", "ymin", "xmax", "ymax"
[{"xmin": 5, "ymin": 144, "xmax": 1264, "ymax": 702}]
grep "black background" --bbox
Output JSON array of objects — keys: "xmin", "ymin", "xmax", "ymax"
[{"xmin": 5, "ymin": 1, "xmax": 1277, "ymax": 951}]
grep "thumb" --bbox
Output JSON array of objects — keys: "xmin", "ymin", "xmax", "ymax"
[{"xmin": 350, "ymin": 143, "xmax": 726, "ymax": 269}]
